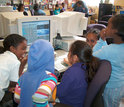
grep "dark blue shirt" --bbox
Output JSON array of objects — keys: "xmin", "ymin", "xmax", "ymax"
[{"xmin": 57, "ymin": 63, "xmax": 87, "ymax": 107}]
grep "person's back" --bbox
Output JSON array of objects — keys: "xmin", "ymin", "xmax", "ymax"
[
  {"xmin": 93, "ymin": 14, "xmax": 124, "ymax": 107},
  {"xmin": 14, "ymin": 40, "xmax": 57, "ymax": 107},
  {"xmin": 57, "ymin": 40, "xmax": 100, "ymax": 107}
]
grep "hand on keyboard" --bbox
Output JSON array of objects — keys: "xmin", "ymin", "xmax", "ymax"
[
  {"xmin": 63, "ymin": 58, "xmax": 71, "ymax": 66},
  {"xmin": 55, "ymin": 60, "xmax": 68, "ymax": 73}
]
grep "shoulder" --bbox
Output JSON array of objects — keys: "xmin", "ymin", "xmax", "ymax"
[
  {"xmin": 66, "ymin": 63, "xmax": 86, "ymax": 74},
  {"xmin": 0, "ymin": 51, "xmax": 20, "ymax": 64}
]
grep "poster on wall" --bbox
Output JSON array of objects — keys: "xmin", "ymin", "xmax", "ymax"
[
  {"xmin": 40, "ymin": 0, "xmax": 48, "ymax": 5},
  {"xmin": 24, "ymin": 0, "xmax": 30, "ymax": 5}
]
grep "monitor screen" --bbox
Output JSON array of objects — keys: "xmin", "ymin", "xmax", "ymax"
[
  {"xmin": 22, "ymin": 20, "xmax": 50, "ymax": 45},
  {"xmin": 17, "ymin": 16, "xmax": 54, "ymax": 45}
]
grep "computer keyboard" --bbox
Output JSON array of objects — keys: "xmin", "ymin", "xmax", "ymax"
[{"xmin": 55, "ymin": 60, "xmax": 67, "ymax": 73}]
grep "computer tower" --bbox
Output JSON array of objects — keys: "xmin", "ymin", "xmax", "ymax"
[{"xmin": 98, "ymin": 3, "xmax": 112, "ymax": 21}]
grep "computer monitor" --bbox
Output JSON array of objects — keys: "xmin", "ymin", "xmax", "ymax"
[
  {"xmin": 53, "ymin": 11, "xmax": 88, "ymax": 38},
  {"xmin": 0, "ymin": 6, "xmax": 13, "ymax": 12},
  {"xmin": 0, "ymin": 12, "xmax": 24, "ymax": 38},
  {"xmin": 17, "ymin": 16, "xmax": 54, "ymax": 45}
]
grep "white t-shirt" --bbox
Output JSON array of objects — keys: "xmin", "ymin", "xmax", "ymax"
[{"xmin": 0, "ymin": 51, "xmax": 20, "ymax": 101}]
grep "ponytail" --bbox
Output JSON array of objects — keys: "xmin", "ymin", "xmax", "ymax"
[
  {"xmin": 69, "ymin": 40, "xmax": 100, "ymax": 83},
  {"xmin": 86, "ymin": 56, "xmax": 100, "ymax": 83}
]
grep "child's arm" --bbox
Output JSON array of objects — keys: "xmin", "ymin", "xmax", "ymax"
[
  {"xmin": 32, "ymin": 72, "xmax": 57, "ymax": 106},
  {"xmin": 93, "ymin": 38, "xmax": 107, "ymax": 53},
  {"xmin": 8, "ymin": 81, "xmax": 17, "ymax": 93}
]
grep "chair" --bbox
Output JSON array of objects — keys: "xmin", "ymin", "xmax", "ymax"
[
  {"xmin": 87, "ymin": 24, "xmax": 106, "ymax": 31},
  {"xmin": 98, "ymin": 15, "xmax": 112, "ymax": 26},
  {"xmin": 83, "ymin": 24, "xmax": 106, "ymax": 35},
  {"xmin": 99, "ymin": 15, "xmax": 112, "ymax": 22},
  {"xmin": 84, "ymin": 60, "xmax": 112, "ymax": 107}
]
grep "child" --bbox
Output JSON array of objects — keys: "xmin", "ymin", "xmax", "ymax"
[
  {"xmin": 18, "ymin": 3, "xmax": 28, "ymax": 16},
  {"xmin": 60, "ymin": 3, "xmax": 66, "ymax": 13},
  {"xmin": 14, "ymin": 39, "xmax": 57, "ymax": 107},
  {"xmin": 54, "ymin": 4, "xmax": 60, "ymax": 15},
  {"xmin": 86, "ymin": 28, "xmax": 100, "ymax": 48},
  {"xmin": 93, "ymin": 14, "xmax": 124, "ymax": 107},
  {"xmin": 33, "ymin": 3, "xmax": 46, "ymax": 16},
  {"xmin": 0, "ymin": 34, "xmax": 27, "ymax": 104},
  {"xmin": 73, "ymin": 1, "xmax": 85, "ymax": 13},
  {"xmin": 57, "ymin": 40, "xmax": 100, "ymax": 107}
]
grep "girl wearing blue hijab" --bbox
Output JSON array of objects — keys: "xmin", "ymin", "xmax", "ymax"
[{"xmin": 14, "ymin": 39, "xmax": 57, "ymax": 107}]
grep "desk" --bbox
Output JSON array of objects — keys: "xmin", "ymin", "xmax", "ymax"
[{"xmin": 55, "ymin": 50, "xmax": 68, "ymax": 73}]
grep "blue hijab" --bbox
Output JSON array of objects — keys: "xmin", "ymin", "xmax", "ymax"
[{"xmin": 19, "ymin": 40, "xmax": 55, "ymax": 107}]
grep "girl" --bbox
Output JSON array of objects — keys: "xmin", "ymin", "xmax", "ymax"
[
  {"xmin": 93, "ymin": 14, "xmax": 124, "ymax": 107},
  {"xmin": 54, "ymin": 4, "xmax": 60, "ymax": 15},
  {"xmin": 18, "ymin": 3, "xmax": 28, "ymax": 16},
  {"xmin": 14, "ymin": 39, "xmax": 57, "ymax": 107},
  {"xmin": 57, "ymin": 40, "xmax": 100, "ymax": 107},
  {"xmin": 0, "ymin": 34, "xmax": 27, "ymax": 104},
  {"xmin": 86, "ymin": 28, "xmax": 100, "ymax": 48}
]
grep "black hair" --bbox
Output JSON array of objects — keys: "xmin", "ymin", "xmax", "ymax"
[
  {"xmin": 111, "ymin": 14, "xmax": 124, "ymax": 41},
  {"xmin": 62, "ymin": 3, "xmax": 65, "ymax": 6},
  {"xmin": 76, "ymin": 0, "xmax": 84, "ymax": 6},
  {"xmin": 55, "ymin": 4, "xmax": 59, "ymax": 8},
  {"xmin": 77, "ymin": 1, "xmax": 83, "ymax": 6},
  {"xmin": 33, "ymin": 4, "xmax": 39, "ymax": 11},
  {"xmin": 86, "ymin": 28, "xmax": 100, "ymax": 40},
  {"xmin": 0, "ymin": 34, "xmax": 26, "ymax": 54},
  {"xmin": 69, "ymin": 40, "xmax": 100, "ymax": 82},
  {"xmin": 18, "ymin": 3, "xmax": 24, "ymax": 12}
]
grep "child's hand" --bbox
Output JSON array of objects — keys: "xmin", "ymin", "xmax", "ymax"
[
  {"xmin": 63, "ymin": 58, "xmax": 71, "ymax": 66},
  {"xmin": 20, "ymin": 55, "xmax": 28, "ymax": 66},
  {"xmin": 100, "ymin": 29, "xmax": 106, "ymax": 41},
  {"xmin": 9, "ymin": 87, "xmax": 15, "ymax": 93}
]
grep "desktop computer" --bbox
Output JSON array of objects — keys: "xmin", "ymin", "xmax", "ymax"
[
  {"xmin": 53, "ymin": 36, "xmax": 86, "ymax": 51},
  {"xmin": 0, "ymin": 12, "xmax": 24, "ymax": 38},
  {"xmin": 53, "ymin": 11, "xmax": 88, "ymax": 51},
  {"xmin": 0, "ymin": 6, "xmax": 13, "ymax": 12}
]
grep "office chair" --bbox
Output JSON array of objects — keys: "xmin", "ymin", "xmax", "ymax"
[
  {"xmin": 98, "ymin": 15, "xmax": 112, "ymax": 26},
  {"xmin": 83, "ymin": 23, "xmax": 106, "ymax": 36},
  {"xmin": 87, "ymin": 24, "xmax": 106, "ymax": 31},
  {"xmin": 84, "ymin": 60, "xmax": 112, "ymax": 107}
]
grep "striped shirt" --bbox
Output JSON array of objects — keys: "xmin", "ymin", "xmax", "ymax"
[{"xmin": 14, "ymin": 71, "xmax": 57, "ymax": 107}]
